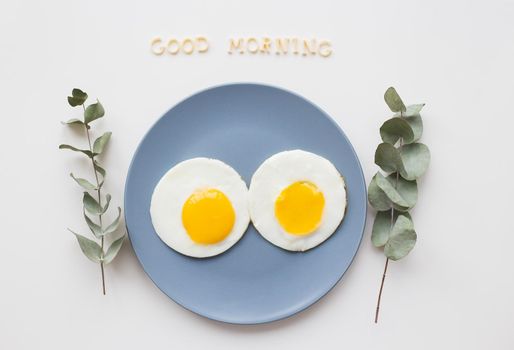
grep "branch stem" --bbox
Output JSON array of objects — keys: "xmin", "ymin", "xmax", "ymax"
[
  {"xmin": 375, "ymin": 257, "xmax": 389, "ymax": 323},
  {"xmin": 83, "ymin": 105, "xmax": 106, "ymax": 295},
  {"xmin": 375, "ymin": 110, "xmax": 404, "ymax": 323}
]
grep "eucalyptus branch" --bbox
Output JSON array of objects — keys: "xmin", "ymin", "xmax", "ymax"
[
  {"xmin": 368, "ymin": 87, "xmax": 430, "ymax": 323},
  {"xmin": 82, "ymin": 104, "xmax": 106, "ymax": 294},
  {"xmin": 60, "ymin": 88, "xmax": 126, "ymax": 295}
]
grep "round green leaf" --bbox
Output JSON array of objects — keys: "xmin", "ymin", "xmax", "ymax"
[
  {"xmin": 368, "ymin": 172, "xmax": 417, "ymax": 212},
  {"xmin": 384, "ymin": 215, "xmax": 417, "ymax": 261},
  {"xmin": 403, "ymin": 115, "xmax": 423, "ymax": 144},
  {"xmin": 375, "ymin": 172, "xmax": 410, "ymax": 211},
  {"xmin": 399, "ymin": 143, "xmax": 431, "ymax": 180},
  {"xmin": 388, "ymin": 104, "xmax": 424, "ymax": 144},
  {"xmin": 401, "ymin": 103, "xmax": 425, "ymax": 117},
  {"xmin": 380, "ymin": 117, "xmax": 414, "ymax": 145},
  {"xmin": 372, "ymin": 210, "xmax": 412, "ymax": 247},
  {"xmin": 380, "ymin": 114, "xmax": 423, "ymax": 145},
  {"xmin": 390, "ymin": 174, "xmax": 418, "ymax": 209},
  {"xmin": 371, "ymin": 210, "xmax": 392, "ymax": 247},
  {"xmin": 375, "ymin": 143, "xmax": 401, "ymax": 173},
  {"xmin": 384, "ymin": 87, "xmax": 406, "ymax": 113},
  {"xmin": 84, "ymin": 101, "xmax": 105, "ymax": 124},
  {"xmin": 375, "ymin": 142, "xmax": 430, "ymax": 181},
  {"xmin": 368, "ymin": 174, "xmax": 391, "ymax": 211}
]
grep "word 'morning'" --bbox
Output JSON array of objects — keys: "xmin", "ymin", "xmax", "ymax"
[{"xmin": 228, "ymin": 38, "xmax": 332, "ymax": 57}]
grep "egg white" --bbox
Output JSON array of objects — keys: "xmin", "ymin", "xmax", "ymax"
[
  {"xmin": 248, "ymin": 150, "xmax": 347, "ymax": 251},
  {"xmin": 150, "ymin": 158, "xmax": 250, "ymax": 258}
]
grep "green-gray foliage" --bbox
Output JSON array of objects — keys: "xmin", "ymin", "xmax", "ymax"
[
  {"xmin": 93, "ymin": 132, "xmax": 111, "ymax": 155},
  {"xmin": 84, "ymin": 101, "xmax": 105, "ymax": 124},
  {"xmin": 67, "ymin": 89, "xmax": 88, "ymax": 107},
  {"xmin": 103, "ymin": 207, "xmax": 122, "ymax": 236},
  {"xmin": 103, "ymin": 236, "xmax": 125, "ymax": 264},
  {"xmin": 62, "ymin": 118, "xmax": 85, "ymax": 127},
  {"xmin": 368, "ymin": 87, "xmax": 430, "ymax": 260},
  {"xmin": 374, "ymin": 142, "xmax": 430, "ymax": 181},
  {"xmin": 384, "ymin": 87, "xmax": 406, "ymax": 113},
  {"xmin": 70, "ymin": 173, "xmax": 97, "ymax": 190},
  {"xmin": 59, "ymin": 144, "xmax": 93, "ymax": 158},
  {"xmin": 69, "ymin": 229, "xmax": 102, "ymax": 263},
  {"xmin": 384, "ymin": 215, "xmax": 417, "ymax": 260},
  {"xmin": 371, "ymin": 210, "xmax": 412, "ymax": 248},
  {"xmin": 60, "ymin": 88, "xmax": 125, "ymax": 294},
  {"xmin": 368, "ymin": 172, "xmax": 417, "ymax": 212}
]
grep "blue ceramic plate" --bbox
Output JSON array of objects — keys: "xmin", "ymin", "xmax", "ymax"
[{"xmin": 125, "ymin": 83, "xmax": 366, "ymax": 324}]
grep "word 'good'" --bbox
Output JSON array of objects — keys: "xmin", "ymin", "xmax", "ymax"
[
  {"xmin": 151, "ymin": 37, "xmax": 209, "ymax": 55},
  {"xmin": 228, "ymin": 38, "xmax": 332, "ymax": 57}
]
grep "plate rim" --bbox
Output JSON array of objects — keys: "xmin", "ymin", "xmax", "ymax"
[{"xmin": 124, "ymin": 82, "xmax": 367, "ymax": 325}]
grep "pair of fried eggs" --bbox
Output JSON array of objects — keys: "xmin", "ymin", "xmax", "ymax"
[{"xmin": 150, "ymin": 150, "xmax": 347, "ymax": 258}]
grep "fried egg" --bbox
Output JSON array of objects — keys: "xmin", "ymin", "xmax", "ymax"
[
  {"xmin": 248, "ymin": 150, "xmax": 346, "ymax": 251},
  {"xmin": 150, "ymin": 158, "xmax": 250, "ymax": 258}
]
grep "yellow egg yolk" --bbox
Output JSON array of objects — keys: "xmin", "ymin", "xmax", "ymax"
[
  {"xmin": 274, "ymin": 181, "xmax": 325, "ymax": 235},
  {"xmin": 182, "ymin": 188, "xmax": 235, "ymax": 244}
]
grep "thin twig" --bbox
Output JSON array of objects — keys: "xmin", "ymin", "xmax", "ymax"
[
  {"xmin": 83, "ymin": 105, "xmax": 106, "ymax": 295},
  {"xmin": 375, "ymin": 110, "xmax": 404, "ymax": 323},
  {"xmin": 375, "ymin": 257, "xmax": 389, "ymax": 323}
]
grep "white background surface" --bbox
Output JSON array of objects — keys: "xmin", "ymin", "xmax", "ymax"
[{"xmin": 1, "ymin": 0, "xmax": 513, "ymax": 349}]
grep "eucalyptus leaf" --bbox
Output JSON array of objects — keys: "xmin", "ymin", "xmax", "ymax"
[
  {"xmin": 399, "ymin": 143, "xmax": 431, "ymax": 180},
  {"xmin": 94, "ymin": 161, "xmax": 106, "ymax": 177},
  {"xmin": 103, "ymin": 235, "xmax": 125, "ymax": 264},
  {"xmin": 70, "ymin": 173, "xmax": 97, "ymax": 190},
  {"xmin": 375, "ymin": 143, "xmax": 401, "ymax": 173},
  {"xmin": 94, "ymin": 161, "xmax": 106, "ymax": 187},
  {"xmin": 103, "ymin": 207, "xmax": 122, "ymax": 236},
  {"xmin": 84, "ymin": 212, "xmax": 102, "ymax": 238},
  {"xmin": 67, "ymin": 88, "xmax": 88, "ymax": 107},
  {"xmin": 375, "ymin": 173, "xmax": 410, "ymax": 211},
  {"xmin": 394, "ymin": 104, "xmax": 424, "ymax": 144},
  {"xmin": 102, "ymin": 194, "xmax": 112, "ymax": 214},
  {"xmin": 375, "ymin": 142, "xmax": 430, "ymax": 181},
  {"xmin": 380, "ymin": 117, "xmax": 413, "ymax": 145},
  {"xmin": 371, "ymin": 210, "xmax": 412, "ymax": 247},
  {"xmin": 371, "ymin": 210, "xmax": 392, "ymax": 247},
  {"xmin": 380, "ymin": 115, "xmax": 423, "ymax": 145},
  {"xmin": 83, "ymin": 192, "xmax": 102, "ymax": 215},
  {"xmin": 403, "ymin": 115, "xmax": 423, "ymax": 143},
  {"xmin": 84, "ymin": 101, "xmax": 105, "ymax": 124},
  {"xmin": 93, "ymin": 132, "xmax": 111, "ymax": 155},
  {"xmin": 388, "ymin": 174, "xmax": 418, "ymax": 209},
  {"xmin": 400, "ymin": 103, "xmax": 425, "ymax": 117},
  {"xmin": 384, "ymin": 215, "xmax": 417, "ymax": 260},
  {"xmin": 61, "ymin": 118, "xmax": 85, "ymax": 127},
  {"xmin": 59, "ymin": 144, "xmax": 93, "ymax": 158},
  {"xmin": 69, "ymin": 229, "xmax": 102, "ymax": 263},
  {"xmin": 368, "ymin": 172, "xmax": 416, "ymax": 212},
  {"xmin": 368, "ymin": 174, "xmax": 391, "ymax": 211},
  {"xmin": 384, "ymin": 87, "xmax": 406, "ymax": 113}
]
